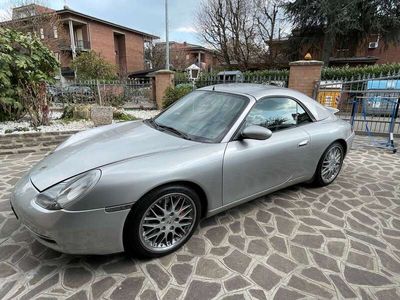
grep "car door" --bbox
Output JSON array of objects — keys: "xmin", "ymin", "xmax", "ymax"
[{"xmin": 223, "ymin": 97, "xmax": 313, "ymax": 205}]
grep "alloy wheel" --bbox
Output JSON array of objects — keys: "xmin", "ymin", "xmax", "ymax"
[
  {"xmin": 321, "ymin": 145, "xmax": 342, "ymax": 184},
  {"xmin": 139, "ymin": 193, "xmax": 196, "ymax": 252}
]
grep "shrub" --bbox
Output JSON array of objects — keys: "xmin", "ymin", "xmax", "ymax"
[
  {"xmin": 72, "ymin": 51, "xmax": 117, "ymax": 80},
  {"xmin": 113, "ymin": 110, "xmax": 137, "ymax": 121},
  {"xmin": 19, "ymin": 82, "xmax": 50, "ymax": 127},
  {"xmin": 0, "ymin": 28, "xmax": 59, "ymax": 121},
  {"xmin": 61, "ymin": 105, "xmax": 74, "ymax": 119},
  {"xmin": 162, "ymin": 84, "xmax": 193, "ymax": 108},
  {"xmin": 61, "ymin": 104, "xmax": 91, "ymax": 120},
  {"xmin": 102, "ymin": 91, "xmax": 126, "ymax": 108},
  {"xmin": 321, "ymin": 64, "xmax": 400, "ymax": 80}
]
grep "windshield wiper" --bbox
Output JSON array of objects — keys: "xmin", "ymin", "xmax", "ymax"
[{"xmin": 151, "ymin": 120, "xmax": 192, "ymax": 141}]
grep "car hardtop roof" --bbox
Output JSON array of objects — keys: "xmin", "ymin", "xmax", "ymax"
[
  {"xmin": 198, "ymin": 83, "xmax": 289, "ymax": 100},
  {"xmin": 197, "ymin": 83, "xmax": 332, "ymax": 121}
]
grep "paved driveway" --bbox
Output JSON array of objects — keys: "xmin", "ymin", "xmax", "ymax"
[{"xmin": 0, "ymin": 137, "xmax": 399, "ymax": 300}]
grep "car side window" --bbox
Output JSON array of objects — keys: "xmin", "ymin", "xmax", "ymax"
[{"xmin": 244, "ymin": 97, "xmax": 312, "ymax": 132}]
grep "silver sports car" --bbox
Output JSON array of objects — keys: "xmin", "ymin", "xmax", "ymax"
[{"xmin": 11, "ymin": 84, "xmax": 355, "ymax": 257}]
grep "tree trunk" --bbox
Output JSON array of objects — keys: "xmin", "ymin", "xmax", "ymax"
[{"xmin": 322, "ymin": 30, "xmax": 335, "ymax": 66}]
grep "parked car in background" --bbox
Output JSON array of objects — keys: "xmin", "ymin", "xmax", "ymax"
[
  {"xmin": 366, "ymin": 80, "xmax": 400, "ymax": 117},
  {"xmin": 49, "ymin": 85, "xmax": 95, "ymax": 104},
  {"xmin": 11, "ymin": 84, "xmax": 354, "ymax": 258}
]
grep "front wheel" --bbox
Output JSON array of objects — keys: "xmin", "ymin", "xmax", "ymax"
[
  {"xmin": 123, "ymin": 185, "xmax": 201, "ymax": 258},
  {"xmin": 312, "ymin": 142, "xmax": 344, "ymax": 187}
]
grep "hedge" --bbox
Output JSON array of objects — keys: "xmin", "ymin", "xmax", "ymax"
[
  {"xmin": 174, "ymin": 63, "xmax": 400, "ymax": 83},
  {"xmin": 321, "ymin": 64, "xmax": 400, "ymax": 80}
]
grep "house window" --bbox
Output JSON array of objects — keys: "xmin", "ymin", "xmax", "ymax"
[
  {"xmin": 53, "ymin": 26, "xmax": 58, "ymax": 39},
  {"xmin": 54, "ymin": 52, "xmax": 60, "ymax": 62},
  {"xmin": 40, "ymin": 28, "xmax": 44, "ymax": 39}
]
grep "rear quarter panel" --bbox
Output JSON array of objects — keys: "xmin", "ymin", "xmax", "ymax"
[{"xmin": 300, "ymin": 117, "xmax": 352, "ymax": 178}]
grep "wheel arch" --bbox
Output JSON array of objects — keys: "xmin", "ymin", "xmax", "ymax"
[
  {"xmin": 129, "ymin": 180, "xmax": 209, "ymax": 219},
  {"xmin": 334, "ymin": 138, "xmax": 348, "ymax": 157}
]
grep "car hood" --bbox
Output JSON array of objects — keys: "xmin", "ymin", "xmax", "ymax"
[{"xmin": 30, "ymin": 121, "xmax": 196, "ymax": 191}]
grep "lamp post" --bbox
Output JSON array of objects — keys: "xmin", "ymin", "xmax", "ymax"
[{"xmin": 165, "ymin": 0, "xmax": 170, "ymax": 70}]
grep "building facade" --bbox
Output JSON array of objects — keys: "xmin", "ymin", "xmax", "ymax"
[
  {"xmin": 3, "ymin": 4, "xmax": 158, "ymax": 80},
  {"xmin": 270, "ymin": 32, "xmax": 400, "ymax": 67},
  {"xmin": 155, "ymin": 41, "xmax": 220, "ymax": 72}
]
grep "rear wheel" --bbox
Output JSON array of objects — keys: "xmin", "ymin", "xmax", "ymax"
[
  {"xmin": 123, "ymin": 185, "xmax": 201, "ymax": 258},
  {"xmin": 312, "ymin": 142, "xmax": 344, "ymax": 187}
]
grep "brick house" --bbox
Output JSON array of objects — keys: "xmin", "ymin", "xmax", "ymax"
[
  {"xmin": 4, "ymin": 4, "xmax": 158, "ymax": 80},
  {"xmin": 155, "ymin": 41, "xmax": 220, "ymax": 72},
  {"xmin": 270, "ymin": 32, "xmax": 400, "ymax": 67}
]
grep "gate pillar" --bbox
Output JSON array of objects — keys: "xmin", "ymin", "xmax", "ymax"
[
  {"xmin": 289, "ymin": 58, "xmax": 323, "ymax": 98},
  {"xmin": 154, "ymin": 70, "xmax": 175, "ymax": 109}
]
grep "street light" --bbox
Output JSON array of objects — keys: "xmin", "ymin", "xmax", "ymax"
[{"xmin": 165, "ymin": 0, "xmax": 170, "ymax": 70}]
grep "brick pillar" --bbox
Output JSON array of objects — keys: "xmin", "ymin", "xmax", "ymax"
[
  {"xmin": 154, "ymin": 70, "xmax": 175, "ymax": 109},
  {"xmin": 288, "ymin": 60, "xmax": 323, "ymax": 98}
]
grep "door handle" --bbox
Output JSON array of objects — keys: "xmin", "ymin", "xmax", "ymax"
[{"xmin": 298, "ymin": 140, "xmax": 309, "ymax": 147}]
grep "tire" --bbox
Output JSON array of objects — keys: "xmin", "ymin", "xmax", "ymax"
[
  {"xmin": 312, "ymin": 142, "xmax": 344, "ymax": 187},
  {"xmin": 123, "ymin": 185, "xmax": 201, "ymax": 258}
]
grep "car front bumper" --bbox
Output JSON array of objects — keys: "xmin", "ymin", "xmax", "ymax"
[{"xmin": 10, "ymin": 174, "xmax": 129, "ymax": 255}]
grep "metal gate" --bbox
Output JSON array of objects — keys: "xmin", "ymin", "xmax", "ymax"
[{"xmin": 315, "ymin": 76, "xmax": 400, "ymax": 152}]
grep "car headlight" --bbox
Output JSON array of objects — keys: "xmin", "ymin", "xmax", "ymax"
[{"xmin": 35, "ymin": 170, "xmax": 101, "ymax": 210}]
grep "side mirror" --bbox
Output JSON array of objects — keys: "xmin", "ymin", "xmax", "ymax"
[{"xmin": 241, "ymin": 125, "xmax": 272, "ymax": 140}]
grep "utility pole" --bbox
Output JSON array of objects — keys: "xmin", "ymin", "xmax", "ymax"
[{"xmin": 165, "ymin": 0, "xmax": 170, "ymax": 70}]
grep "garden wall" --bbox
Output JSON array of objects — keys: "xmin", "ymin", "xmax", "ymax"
[{"xmin": 0, "ymin": 131, "xmax": 78, "ymax": 155}]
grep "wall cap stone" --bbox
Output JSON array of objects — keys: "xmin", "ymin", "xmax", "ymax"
[
  {"xmin": 289, "ymin": 60, "xmax": 324, "ymax": 66},
  {"xmin": 155, "ymin": 69, "xmax": 175, "ymax": 75}
]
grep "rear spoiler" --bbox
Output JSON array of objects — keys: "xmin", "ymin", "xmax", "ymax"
[{"xmin": 326, "ymin": 107, "xmax": 339, "ymax": 114}]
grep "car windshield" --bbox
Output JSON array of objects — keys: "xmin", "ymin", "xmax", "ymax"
[{"xmin": 152, "ymin": 91, "xmax": 249, "ymax": 143}]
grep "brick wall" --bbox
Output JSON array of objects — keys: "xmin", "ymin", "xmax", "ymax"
[
  {"xmin": 89, "ymin": 22, "xmax": 118, "ymax": 67},
  {"xmin": 125, "ymin": 33, "xmax": 145, "ymax": 72},
  {"xmin": 155, "ymin": 71, "xmax": 175, "ymax": 109},
  {"xmin": 365, "ymin": 42, "xmax": 400, "ymax": 65},
  {"xmin": 89, "ymin": 22, "xmax": 145, "ymax": 73},
  {"xmin": 288, "ymin": 61, "xmax": 323, "ymax": 97},
  {"xmin": 0, "ymin": 131, "xmax": 78, "ymax": 156}
]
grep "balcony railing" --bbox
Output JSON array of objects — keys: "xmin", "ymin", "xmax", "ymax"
[
  {"xmin": 58, "ymin": 40, "xmax": 90, "ymax": 51},
  {"xmin": 75, "ymin": 40, "xmax": 90, "ymax": 51}
]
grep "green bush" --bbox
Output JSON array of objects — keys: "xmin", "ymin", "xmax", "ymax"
[
  {"xmin": 0, "ymin": 28, "xmax": 59, "ymax": 121},
  {"xmin": 113, "ymin": 110, "xmax": 137, "ymax": 121},
  {"xmin": 72, "ymin": 51, "xmax": 117, "ymax": 80},
  {"xmin": 243, "ymin": 69, "xmax": 289, "ymax": 78},
  {"xmin": 321, "ymin": 64, "xmax": 400, "ymax": 80},
  {"xmin": 102, "ymin": 93, "xmax": 126, "ymax": 108},
  {"xmin": 61, "ymin": 105, "xmax": 75, "ymax": 120},
  {"xmin": 162, "ymin": 84, "xmax": 193, "ymax": 108}
]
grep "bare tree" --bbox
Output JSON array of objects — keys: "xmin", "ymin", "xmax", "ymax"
[
  {"xmin": 197, "ymin": 0, "xmax": 259, "ymax": 69},
  {"xmin": 145, "ymin": 41, "xmax": 189, "ymax": 71},
  {"xmin": 0, "ymin": 0, "xmax": 69, "ymax": 52}
]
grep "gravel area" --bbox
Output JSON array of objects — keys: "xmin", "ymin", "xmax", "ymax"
[
  {"xmin": 124, "ymin": 109, "xmax": 160, "ymax": 119},
  {"xmin": 0, "ymin": 109, "xmax": 160, "ymax": 135},
  {"xmin": 0, "ymin": 120, "xmax": 94, "ymax": 135}
]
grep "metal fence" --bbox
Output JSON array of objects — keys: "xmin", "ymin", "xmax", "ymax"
[
  {"xmin": 315, "ymin": 75, "xmax": 400, "ymax": 152},
  {"xmin": 48, "ymin": 79, "xmax": 155, "ymax": 109},
  {"xmin": 175, "ymin": 73, "xmax": 288, "ymax": 88}
]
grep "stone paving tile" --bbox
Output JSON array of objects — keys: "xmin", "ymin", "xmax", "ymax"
[{"xmin": 0, "ymin": 136, "xmax": 400, "ymax": 299}]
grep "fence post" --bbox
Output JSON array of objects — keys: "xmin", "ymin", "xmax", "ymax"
[
  {"xmin": 96, "ymin": 79, "xmax": 102, "ymax": 106},
  {"xmin": 154, "ymin": 70, "xmax": 175, "ymax": 109},
  {"xmin": 288, "ymin": 58, "xmax": 323, "ymax": 98}
]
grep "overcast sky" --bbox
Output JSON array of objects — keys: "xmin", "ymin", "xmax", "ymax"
[{"xmin": 0, "ymin": 0, "xmax": 202, "ymax": 44}]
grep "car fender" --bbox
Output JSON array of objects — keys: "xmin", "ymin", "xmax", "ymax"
[{"xmin": 67, "ymin": 143, "xmax": 227, "ymax": 212}]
